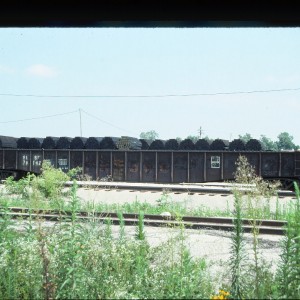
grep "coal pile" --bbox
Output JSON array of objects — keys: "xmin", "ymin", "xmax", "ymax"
[
  {"xmin": 195, "ymin": 139, "xmax": 211, "ymax": 150},
  {"xmin": 229, "ymin": 139, "xmax": 245, "ymax": 151},
  {"xmin": 17, "ymin": 137, "xmax": 29, "ymax": 149},
  {"xmin": 41, "ymin": 137, "xmax": 59, "ymax": 149},
  {"xmin": 56, "ymin": 137, "xmax": 72, "ymax": 149},
  {"xmin": 85, "ymin": 137, "xmax": 103, "ymax": 149},
  {"xmin": 99, "ymin": 137, "xmax": 119, "ymax": 150},
  {"xmin": 149, "ymin": 139, "xmax": 165, "ymax": 150},
  {"xmin": 179, "ymin": 139, "xmax": 195, "ymax": 150},
  {"xmin": 139, "ymin": 139, "xmax": 151, "ymax": 150},
  {"xmin": 210, "ymin": 139, "xmax": 229, "ymax": 150},
  {"xmin": 165, "ymin": 139, "xmax": 179, "ymax": 150},
  {"xmin": 70, "ymin": 137, "xmax": 88, "ymax": 149},
  {"xmin": 28, "ymin": 138, "xmax": 43, "ymax": 149},
  {"xmin": 245, "ymin": 139, "xmax": 262, "ymax": 151},
  {"xmin": 0, "ymin": 135, "xmax": 17, "ymax": 148}
]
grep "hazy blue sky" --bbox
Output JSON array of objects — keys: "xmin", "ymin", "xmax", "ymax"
[{"xmin": 1, "ymin": 28, "xmax": 300, "ymax": 144}]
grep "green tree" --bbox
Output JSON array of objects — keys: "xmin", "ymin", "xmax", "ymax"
[
  {"xmin": 238, "ymin": 133, "xmax": 252, "ymax": 143},
  {"xmin": 139, "ymin": 130, "xmax": 159, "ymax": 142},
  {"xmin": 276, "ymin": 132, "xmax": 297, "ymax": 150},
  {"xmin": 260, "ymin": 135, "xmax": 278, "ymax": 151},
  {"xmin": 186, "ymin": 135, "xmax": 198, "ymax": 143}
]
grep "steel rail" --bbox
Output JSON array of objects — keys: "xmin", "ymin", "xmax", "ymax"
[
  {"xmin": 1, "ymin": 207, "xmax": 287, "ymax": 235},
  {"xmin": 64, "ymin": 181, "xmax": 295, "ymax": 197}
]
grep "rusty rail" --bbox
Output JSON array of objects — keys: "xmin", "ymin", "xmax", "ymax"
[{"xmin": 1, "ymin": 207, "xmax": 287, "ymax": 235}]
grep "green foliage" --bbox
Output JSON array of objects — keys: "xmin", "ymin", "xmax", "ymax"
[
  {"xmin": 260, "ymin": 134, "xmax": 278, "ymax": 151},
  {"xmin": 38, "ymin": 161, "xmax": 70, "ymax": 199},
  {"xmin": 135, "ymin": 211, "xmax": 145, "ymax": 241},
  {"xmin": 139, "ymin": 130, "xmax": 159, "ymax": 142},
  {"xmin": 276, "ymin": 131, "xmax": 297, "ymax": 150},
  {"xmin": 229, "ymin": 192, "xmax": 246, "ymax": 299},
  {"xmin": 186, "ymin": 135, "xmax": 198, "ymax": 143},
  {"xmin": 277, "ymin": 182, "xmax": 300, "ymax": 299},
  {"xmin": 238, "ymin": 133, "xmax": 252, "ymax": 143},
  {"xmin": 0, "ymin": 181, "xmax": 214, "ymax": 299},
  {"xmin": 4, "ymin": 161, "xmax": 82, "ymax": 204}
]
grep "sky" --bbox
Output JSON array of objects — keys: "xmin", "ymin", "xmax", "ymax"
[{"xmin": 1, "ymin": 27, "xmax": 300, "ymax": 145}]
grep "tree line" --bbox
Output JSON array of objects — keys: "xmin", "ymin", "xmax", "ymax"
[{"xmin": 139, "ymin": 130, "xmax": 299, "ymax": 151}]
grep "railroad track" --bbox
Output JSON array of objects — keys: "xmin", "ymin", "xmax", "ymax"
[
  {"xmin": 1, "ymin": 207, "xmax": 287, "ymax": 235},
  {"xmin": 64, "ymin": 181, "xmax": 295, "ymax": 197}
]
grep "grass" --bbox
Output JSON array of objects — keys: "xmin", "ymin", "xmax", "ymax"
[{"xmin": 1, "ymin": 158, "xmax": 300, "ymax": 299}]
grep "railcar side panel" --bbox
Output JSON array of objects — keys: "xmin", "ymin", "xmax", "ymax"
[
  {"xmin": 0, "ymin": 150, "xmax": 3, "ymax": 169},
  {"xmin": 246, "ymin": 153, "xmax": 260, "ymax": 176},
  {"xmin": 57, "ymin": 151, "xmax": 69, "ymax": 173},
  {"xmin": 18, "ymin": 150, "xmax": 30, "ymax": 172},
  {"xmin": 296, "ymin": 152, "xmax": 300, "ymax": 176},
  {"xmin": 281, "ymin": 153, "xmax": 295, "ymax": 177},
  {"xmin": 70, "ymin": 151, "xmax": 83, "ymax": 171},
  {"xmin": 31, "ymin": 150, "xmax": 42, "ymax": 173},
  {"xmin": 157, "ymin": 152, "xmax": 171, "ymax": 183},
  {"xmin": 99, "ymin": 152, "xmax": 111, "ymax": 179},
  {"xmin": 173, "ymin": 152, "xmax": 188, "ymax": 183},
  {"xmin": 206, "ymin": 152, "xmax": 222, "ymax": 182},
  {"xmin": 84, "ymin": 151, "xmax": 96, "ymax": 179},
  {"xmin": 223, "ymin": 152, "xmax": 239, "ymax": 180},
  {"xmin": 261, "ymin": 153, "xmax": 279, "ymax": 177},
  {"xmin": 127, "ymin": 152, "xmax": 140, "ymax": 182},
  {"xmin": 113, "ymin": 152, "xmax": 125, "ymax": 181},
  {"xmin": 44, "ymin": 151, "xmax": 57, "ymax": 168},
  {"xmin": 189, "ymin": 152, "xmax": 205, "ymax": 182},
  {"xmin": 4, "ymin": 150, "xmax": 17, "ymax": 170},
  {"xmin": 142, "ymin": 152, "xmax": 155, "ymax": 182}
]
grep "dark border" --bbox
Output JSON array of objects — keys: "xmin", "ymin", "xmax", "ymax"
[{"xmin": 1, "ymin": 0, "xmax": 300, "ymax": 27}]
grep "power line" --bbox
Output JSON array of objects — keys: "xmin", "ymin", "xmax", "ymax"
[
  {"xmin": 0, "ymin": 87, "xmax": 300, "ymax": 99},
  {"xmin": 81, "ymin": 109, "xmax": 134, "ymax": 134},
  {"xmin": 0, "ymin": 110, "xmax": 78, "ymax": 124},
  {"xmin": 0, "ymin": 108, "xmax": 133, "ymax": 135}
]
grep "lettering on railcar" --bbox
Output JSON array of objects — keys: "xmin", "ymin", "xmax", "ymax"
[
  {"xmin": 211, "ymin": 156, "xmax": 220, "ymax": 168},
  {"xmin": 58, "ymin": 158, "xmax": 68, "ymax": 171},
  {"xmin": 22, "ymin": 154, "xmax": 29, "ymax": 166},
  {"xmin": 33, "ymin": 155, "xmax": 42, "ymax": 166}
]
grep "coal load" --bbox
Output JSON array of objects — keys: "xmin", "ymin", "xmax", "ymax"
[
  {"xmin": 245, "ymin": 139, "xmax": 262, "ymax": 151},
  {"xmin": 99, "ymin": 137, "xmax": 119, "ymax": 149},
  {"xmin": 41, "ymin": 137, "xmax": 59, "ymax": 149},
  {"xmin": 149, "ymin": 139, "xmax": 165, "ymax": 150},
  {"xmin": 28, "ymin": 138, "xmax": 44, "ymax": 149},
  {"xmin": 179, "ymin": 139, "xmax": 195, "ymax": 150},
  {"xmin": 17, "ymin": 137, "xmax": 29, "ymax": 149},
  {"xmin": 165, "ymin": 139, "xmax": 179, "ymax": 150},
  {"xmin": 0, "ymin": 135, "xmax": 17, "ymax": 148},
  {"xmin": 210, "ymin": 139, "xmax": 229, "ymax": 150},
  {"xmin": 195, "ymin": 139, "xmax": 210, "ymax": 150},
  {"xmin": 229, "ymin": 139, "xmax": 245, "ymax": 151},
  {"xmin": 116, "ymin": 136, "xmax": 142, "ymax": 150},
  {"xmin": 70, "ymin": 137, "xmax": 88, "ymax": 149},
  {"xmin": 56, "ymin": 137, "xmax": 72, "ymax": 149},
  {"xmin": 85, "ymin": 137, "xmax": 103, "ymax": 149},
  {"xmin": 139, "ymin": 139, "xmax": 151, "ymax": 150}
]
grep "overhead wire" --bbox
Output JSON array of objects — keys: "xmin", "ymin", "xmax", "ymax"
[
  {"xmin": 0, "ymin": 108, "xmax": 133, "ymax": 135},
  {"xmin": 0, "ymin": 87, "xmax": 300, "ymax": 98},
  {"xmin": 0, "ymin": 110, "xmax": 78, "ymax": 123},
  {"xmin": 81, "ymin": 109, "xmax": 134, "ymax": 134}
]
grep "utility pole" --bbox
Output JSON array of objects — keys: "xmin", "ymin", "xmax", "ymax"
[
  {"xmin": 198, "ymin": 126, "xmax": 203, "ymax": 139},
  {"xmin": 79, "ymin": 108, "xmax": 82, "ymax": 137}
]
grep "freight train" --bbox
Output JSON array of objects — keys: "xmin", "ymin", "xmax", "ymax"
[{"xmin": 0, "ymin": 135, "xmax": 299, "ymax": 190}]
